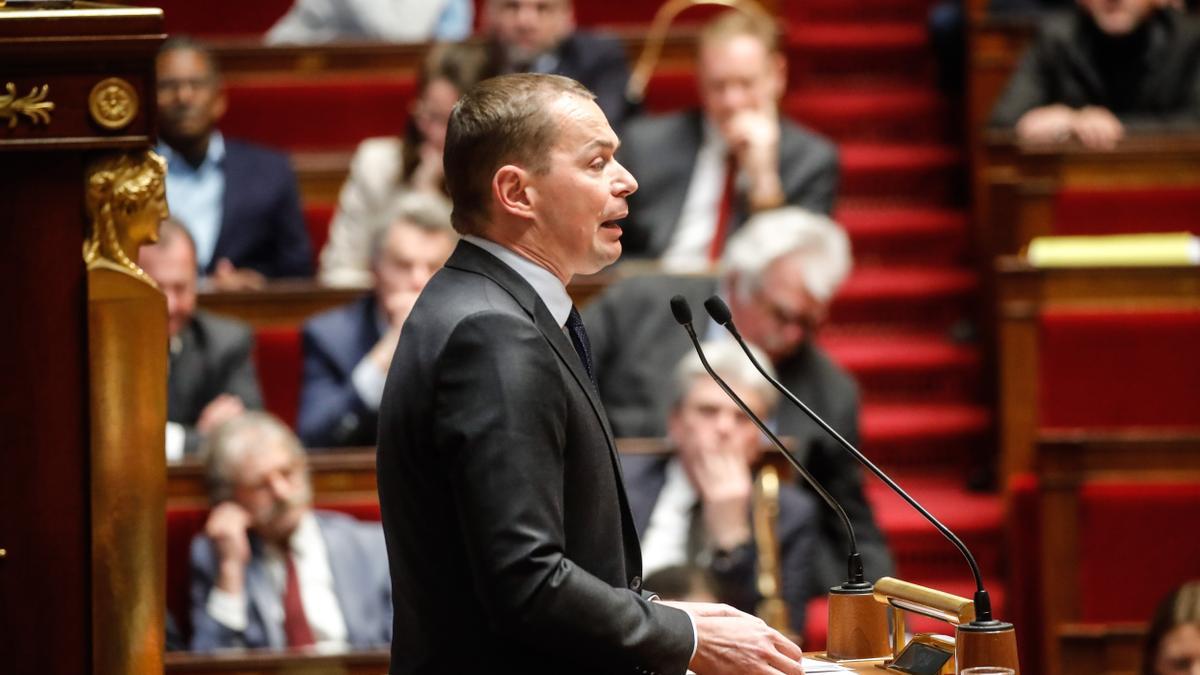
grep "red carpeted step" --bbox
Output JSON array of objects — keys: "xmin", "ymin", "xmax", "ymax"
[
  {"xmin": 785, "ymin": 88, "xmax": 952, "ymax": 143},
  {"xmin": 860, "ymin": 402, "xmax": 991, "ymax": 466},
  {"xmin": 831, "ymin": 266, "xmax": 976, "ymax": 327},
  {"xmin": 821, "ymin": 332, "xmax": 981, "ymax": 402},
  {"xmin": 786, "ymin": 22, "xmax": 936, "ymax": 87},
  {"xmin": 835, "ymin": 205, "xmax": 967, "ymax": 265},
  {"xmin": 838, "ymin": 143, "xmax": 965, "ymax": 204}
]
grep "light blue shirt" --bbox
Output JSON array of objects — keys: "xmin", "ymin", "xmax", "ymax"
[
  {"xmin": 434, "ymin": 0, "xmax": 473, "ymax": 41},
  {"xmin": 462, "ymin": 235, "xmax": 573, "ymax": 328},
  {"xmin": 158, "ymin": 131, "xmax": 226, "ymax": 271}
]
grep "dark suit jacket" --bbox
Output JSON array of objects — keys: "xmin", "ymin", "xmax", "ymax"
[
  {"xmin": 168, "ymin": 310, "xmax": 264, "ymax": 454},
  {"xmin": 376, "ymin": 241, "xmax": 694, "ymax": 674},
  {"xmin": 189, "ymin": 510, "xmax": 392, "ymax": 651},
  {"xmin": 621, "ymin": 453, "xmax": 818, "ymax": 633},
  {"xmin": 990, "ymin": 9, "xmax": 1200, "ymax": 127},
  {"xmin": 298, "ymin": 295, "xmax": 382, "ymax": 448},
  {"xmin": 583, "ymin": 274, "xmax": 894, "ymax": 595},
  {"xmin": 616, "ymin": 110, "xmax": 839, "ymax": 259},
  {"xmin": 212, "ymin": 138, "xmax": 313, "ymax": 278},
  {"xmin": 549, "ymin": 32, "xmax": 633, "ymax": 131}
]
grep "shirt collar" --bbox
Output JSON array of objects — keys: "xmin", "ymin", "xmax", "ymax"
[
  {"xmin": 463, "ymin": 235, "xmax": 573, "ymax": 327},
  {"xmin": 157, "ymin": 130, "xmax": 226, "ymax": 171},
  {"xmin": 283, "ymin": 511, "xmax": 321, "ymax": 558}
]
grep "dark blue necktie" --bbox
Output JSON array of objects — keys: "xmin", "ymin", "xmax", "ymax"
[{"xmin": 565, "ymin": 306, "xmax": 595, "ymax": 385}]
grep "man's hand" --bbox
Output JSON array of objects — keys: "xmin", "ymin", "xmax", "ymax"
[
  {"xmin": 204, "ymin": 501, "xmax": 253, "ymax": 595},
  {"xmin": 410, "ymin": 142, "xmax": 446, "ymax": 193},
  {"xmin": 196, "ymin": 394, "xmax": 246, "ymax": 434},
  {"xmin": 725, "ymin": 109, "xmax": 784, "ymax": 211},
  {"xmin": 682, "ymin": 437, "xmax": 754, "ymax": 551},
  {"xmin": 1015, "ymin": 104, "xmax": 1077, "ymax": 144},
  {"xmin": 661, "ymin": 601, "xmax": 804, "ymax": 675},
  {"xmin": 1072, "ymin": 106, "xmax": 1124, "ymax": 150},
  {"xmin": 366, "ymin": 289, "xmax": 420, "ymax": 372},
  {"xmin": 210, "ymin": 258, "xmax": 267, "ymax": 291}
]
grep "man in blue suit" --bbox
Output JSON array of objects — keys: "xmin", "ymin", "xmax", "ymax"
[
  {"xmin": 297, "ymin": 193, "xmax": 457, "ymax": 448},
  {"xmin": 189, "ymin": 412, "xmax": 391, "ymax": 651},
  {"xmin": 156, "ymin": 36, "xmax": 313, "ymax": 290}
]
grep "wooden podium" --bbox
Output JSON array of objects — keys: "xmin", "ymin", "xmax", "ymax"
[{"xmin": 0, "ymin": 3, "xmax": 167, "ymax": 673}]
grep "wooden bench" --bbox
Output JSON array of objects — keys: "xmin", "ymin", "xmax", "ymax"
[
  {"xmin": 165, "ymin": 646, "xmax": 389, "ymax": 674},
  {"xmin": 1058, "ymin": 622, "xmax": 1146, "ymax": 675}
]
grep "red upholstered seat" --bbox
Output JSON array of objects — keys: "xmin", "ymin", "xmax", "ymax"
[
  {"xmin": 222, "ymin": 76, "xmax": 416, "ymax": 152},
  {"xmin": 1053, "ymin": 187, "xmax": 1200, "ymax": 237},
  {"xmin": 166, "ymin": 501, "xmax": 381, "ymax": 645},
  {"xmin": 1038, "ymin": 309, "xmax": 1200, "ymax": 430},
  {"xmin": 1078, "ymin": 481, "xmax": 1200, "ymax": 622},
  {"xmin": 304, "ymin": 203, "xmax": 335, "ymax": 268},
  {"xmin": 124, "ymin": 0, "xmax": 292, "ymax": 37},
  {"xmin": 254, "ymin": 326, "xmax": 303, "ymax": 428}
]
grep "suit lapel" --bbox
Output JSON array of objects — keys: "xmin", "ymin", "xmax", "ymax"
[
  {"xmin": 212, "ymin": 140, "xmax": 238, "ymax": 275},
  {"xmin": 316, "ymin": 514, "xmax": 368, "ymax": 647},
  {"xmin": 650, "ymin": 112, "xmax": 706, "ymax": 255},
  {"xmin": 244, "ymin": 538, "xmax": 286, "ymax": 648}
]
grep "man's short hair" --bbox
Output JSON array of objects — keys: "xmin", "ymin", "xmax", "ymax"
[
  {"xmin": 698, "ymin": 8, "xmax": 780, "ymax": 55},
  {"xmin": 158, "ymin": 34, "xmax": 222, "ymax": 82},
  {"xmin": 721, "ymin": 206, "xmax": 852, "ymax": 305},
  {"xmin": 150, "ymin": 217, "xmax": 197, "ymax": 258},
  {"xmin": 672, "ymin": 339, "xmax": 779, "ymax": 412},
  {"xmin": 370, "ymin": 192, "xmax": 457, "ymax": 263},
  {"xmin": 202, "ymin": 412, "xmax": 309, "ymax": 504},
  {"xmin": 442, "ymin": 73, "xmax": 595, "ymax": 236}
]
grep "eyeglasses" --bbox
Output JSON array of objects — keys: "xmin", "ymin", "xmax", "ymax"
[
  {"xmin": 156, "ymin": 76, "xmax": 218, "ymax": 94},
  {"xmin": 753, "ymin": 288, "xmax": 819, "ymax": 332}
]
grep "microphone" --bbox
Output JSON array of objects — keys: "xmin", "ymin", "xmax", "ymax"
[
  {"xmin": 703, "ymin": 295, "xmax": 998, "ymax": 624},
  {"xmin": 669, "ymin": 295, "xmax": 867, "ymax": 588}
]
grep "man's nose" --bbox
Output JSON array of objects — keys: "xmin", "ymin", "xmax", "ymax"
[{"xmin": 612, "ymin": 159, "xmax": 638, "ymax": 197}]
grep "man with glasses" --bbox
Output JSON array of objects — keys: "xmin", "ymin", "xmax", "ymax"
[
  {"xmin": 156, "ymin": 36, "xmax": 312, "ymax": 290},
  {"xmin": 584, "ymin": 206, "xmax": 894, "ymax": 597}
]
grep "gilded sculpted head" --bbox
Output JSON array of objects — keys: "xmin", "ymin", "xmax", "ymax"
[{"xmin": 83, "ymin": 150, "xmax": 169, "ymax": 280}]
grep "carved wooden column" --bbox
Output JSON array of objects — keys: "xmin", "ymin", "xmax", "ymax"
[{"xmin": 0, "ymin": 4, "xmax": 165, "ymax": 673}]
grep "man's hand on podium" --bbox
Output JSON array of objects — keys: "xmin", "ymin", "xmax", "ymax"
[{"xmin": 660, "ymin": 601, "xmax": 805, "ymax": 674}]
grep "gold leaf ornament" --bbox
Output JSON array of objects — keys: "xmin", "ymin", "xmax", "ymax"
[{"xmin": 0, "ymin": 82, "xmax": 55, "ymax": 128}]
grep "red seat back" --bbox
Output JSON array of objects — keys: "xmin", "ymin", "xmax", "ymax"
[
  {"xmin": 1038, "ymin": 309, "xmax": 1200, "ymax": 430},
  {"xmin": 304, "ymin": 203, "xmax": 336, "ymax": 268},
  {"xmin": 1053, "ymin": 187, "xmax": 1200, "ymax": 237},
  {"xmin": 124, "ymin": 0, "xmax": 292, "ymax": 37},
  {"xmin": 254, "ymin": 326, "xmax": 303, "ymax": 427}
]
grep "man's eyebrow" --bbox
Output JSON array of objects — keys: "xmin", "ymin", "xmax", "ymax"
[{"xmin": 581, "ymin": 138, "xmax": 618, "ymax": 153}]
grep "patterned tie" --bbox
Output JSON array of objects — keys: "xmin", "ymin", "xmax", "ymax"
[
  {"xmin": 565, "ymin": 306, "xmax": 596, "ymax": 385},
  {"xmin": 282, "ymin": 551, "xmax": 315, "ymax": 647}
]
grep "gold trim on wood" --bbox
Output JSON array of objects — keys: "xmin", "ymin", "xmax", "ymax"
[
  {"xmin": 88, "ymin": 77, "xmax": 139, "ymax": 130},
  {"xmin": 82, "ymin": 150, "xmax": 168, "ymax": 284},
  {"xmin": 0, "ymin": 82, "xmax": 55, "ymax": 128}
]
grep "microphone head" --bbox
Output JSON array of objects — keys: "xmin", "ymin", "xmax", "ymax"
[
  {"xmin": 704, "ymin": 295, "xmax": 733, "ymax": 326},
  {"xmin": 669, "ymin": 295, "xmax": 693, "ymax": 325}
]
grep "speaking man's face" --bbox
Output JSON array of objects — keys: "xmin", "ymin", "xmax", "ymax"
[{"xmin": 524, "ymin": 94, "xmax": 637, "ymax": 278}]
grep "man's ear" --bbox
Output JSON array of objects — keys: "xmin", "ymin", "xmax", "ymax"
[{"xmin": 492, "ymin": 164, "xmax": 535, "ymax": 220}]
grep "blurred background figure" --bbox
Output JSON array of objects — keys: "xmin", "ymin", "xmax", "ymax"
[
  {"xmin": 266, "ymin": 0, "xmax": 473, "ymax": 44},
  {"xmin": 138, "ymin": 218, "xmax": 264, "ymax": 460},
  {"xmin": 623, "ymin": 340, "xmax": 818, "ymax": 636},
  {"xmin": 585, "ymin": 207, "xmax": 893, "ymax": 597},
  {"xmin": 189, "ymin": 412, "xmax": 392, "ymax": 651},
  {"xmin": 990, "ymin": 0, "xmax": 1200, "ymax": 149},
  {"xmin": 156, "ymin": 36, "xmax": 313, "ymax": 289},
  {"xmin": 299, "ymin": 193, "xmax": 457, "ymax": 448},
  {"xmin": 617, "ymin": 10, "xmax": 838, "ymax": 269},
  {"xmin": 483, "ymin": 0, "xmax": 633, "ymax": 128},
  {"xmin": 318, "ymin": 42, "xmax": 489, "ymax": 287},
  {"xmin": 1145, "ymin": 580, "xmax": 1200, "ymax": 675}
]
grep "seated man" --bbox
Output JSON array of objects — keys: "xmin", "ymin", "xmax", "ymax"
[
  {"xmin": 483, "ymin": 0, "xmax": 632, "ymax": 129},
  {"xmin": 138, "ymin": 219, "xmax": 264, "ymax": 460},
  {"xmin": 156, "ymin": 36, "xmax": 313, "ymax": 289},
  {"xmin": 298, "ymin": 193, "xmax": 457, "ymax": 448},
  {"xmin": 618, "ymin": 10, "xmax": 838, "ymax": 269},
  {"xmin": 990, "ymin": 0, "xmax": 1200, "ymax": 149},
  {"xmin": 189, "ymin": 412, "xmax": 391, "ymax": 651},
  {"xmin": 585, "ymin": 206, "xmax": 893, "ymax": 596},
  {"xmin": 623, "ymin": 341, "xmax": 818, "ymax": 635}
]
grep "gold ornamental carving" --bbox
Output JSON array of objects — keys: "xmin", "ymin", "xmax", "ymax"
[
  {"xmin": 83, "ymin": 150, "xmax": 169, "ymax": 285},
  {"xmin": 88, "ymin": 77, "xmax": 138, "ymax": 130},
  {"xmin": 0, "ymin": 82, "xmax": 55, "ymax": 128}
]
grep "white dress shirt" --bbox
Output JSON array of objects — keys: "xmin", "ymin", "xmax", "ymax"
[
  {"xmin": 206, "ymin": 512, "xmax": 349, "ymax": 649},
  {"xmin": 640, "ymin": 458, "xmax": 700, "ymax": 578},
  {"xmin": 462, "ymin": 235, "xmax": 573, "ymax": 327},
  {"xmin": 661, "ymin": 122, "xmax": 730, "ymax": 273}
]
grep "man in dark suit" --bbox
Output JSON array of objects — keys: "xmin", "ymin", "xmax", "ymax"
[
  {"xmin": 484, "ymin": 0, "xmax": 632, "ymax": 129},
  {"xmin": 298, "ymin": 193, "xmax": 457, "ymax": 448},
  {"xmin": 617, "ymin": 10, "xmax": 838, "ymax": 268},
  {"xmin": 584, "ymin": 207, "xmax": 894, "ymax": 597},
  {"xmin": 156, "ymin": 36, "xmax": 312, "ymax": 290},
  {"xmin": 623, "ymin": 340, "xmax": 818, "ymax": 636},
  {"xmin": 377, "ymin": 73, "xmax": 804, "ymax": 674},
  {"xmin": 190, "ymin": 412, "xmax": 392, "ymax": 652},
  {"xmin": 990, "ymin": 1, "xmax": 1200, "ymax": 149},
  {"xmin": 138, "ymin": 219, "xmax": 264, "ymax": 460}
]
